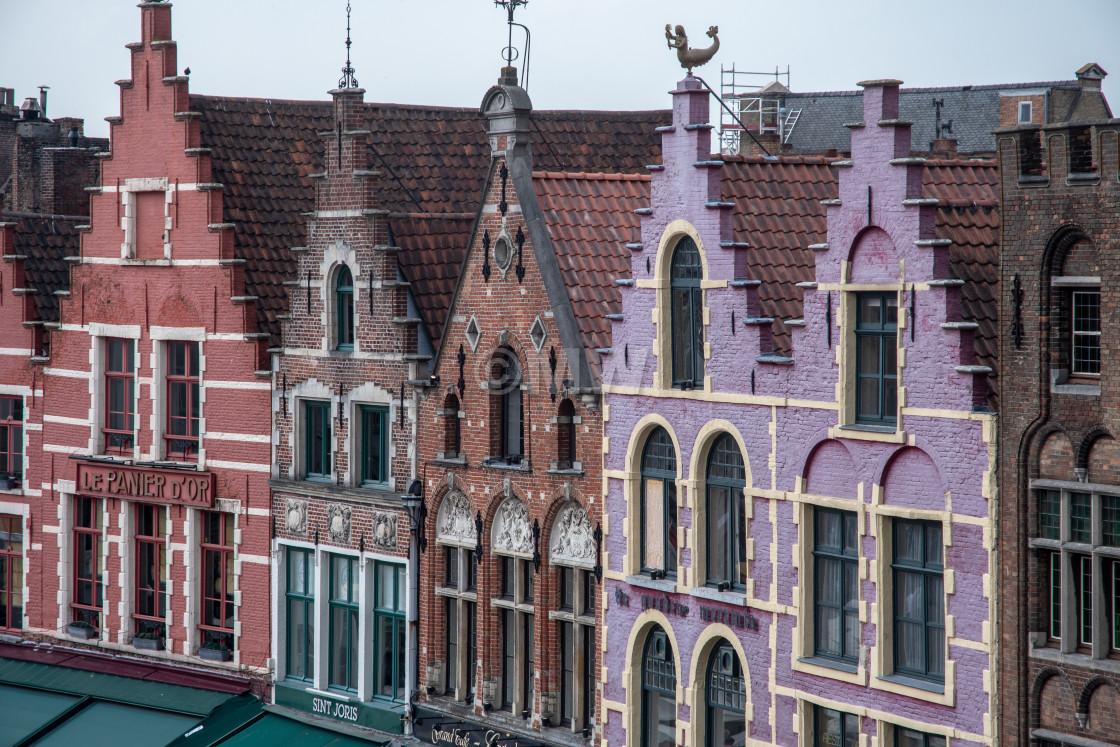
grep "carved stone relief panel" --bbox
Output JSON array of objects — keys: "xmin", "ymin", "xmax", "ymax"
[
  {"xmin": 549, "ymin": 502, "xmax": 594, "ymax": 567},
  {"xmin": 436, "ymin": 490, "xmax": 475, "ymax": 546},
  {"xmin": 326, "ymin": 504, "xmax": 352, "ymax": 544},
  {"xmin": 492, "ymin": 496, "xmax": 532, "ymax": 556}
]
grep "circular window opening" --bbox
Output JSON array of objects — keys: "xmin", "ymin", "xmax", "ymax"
[{"xmin": 494, "ymin": 236, "xmax": 513, "ymax": 271}]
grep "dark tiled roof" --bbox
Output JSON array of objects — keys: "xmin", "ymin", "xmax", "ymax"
[
  {"xmin": 720, "ymin": 155, "xmax": 837, "ymax": 353},
  {"xmin": 190, "ymin": 94, "xmax": 668, "ymax": 343},
  {"xmin": 7, "ymin": 212, "xmax": 80, "ymax": 322},
  {"xmin": 533, "ymin": 172, "xmax": 649, "ymax": 378},
  {"xmin": 776, "ymin": 80, "xmax": 1079, "ymax": 155}
]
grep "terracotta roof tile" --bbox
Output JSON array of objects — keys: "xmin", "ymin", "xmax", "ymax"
[
  {"xmin": 533, "ymin": 172, "xmax": 649, "ymax": 379},
  {"xmin": 8, "ymin": 212, "xmax": 80, "ymax": 323},
  {"xmin": 191, "ymin": 95, "xmax": 667, "ymax": 344}
]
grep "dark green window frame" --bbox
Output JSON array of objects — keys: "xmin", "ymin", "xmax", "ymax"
[
  {"xmin": 374, "ymin": 561, "xmax": 406, "ymax": 702},
  {"xmin": 894, "ymin": 725, "xmax": 946, "ymax": 747},
  {"xmin": 705, "ymin": 434, "xmax": 746, "ymax": 591},
  {"xmin": 813, "ymin": 508, "xmax": 859, "ymax": 663},
  {"xmin": 285, "ymin": 547, "xmax": 315, "ymax": 682},
  {"xmin": 814, "ymin": 704, "xmax": 859, "ymax": 747},
  {"xmin": 360, "ymin": 405, "xmax": 388, "ymax": 486},
  {"xmin": 669, "ymin": 237, "xmax": 704, "ymax": 390},
  {"xmin": 328, "ymin": 554, "xmax": 359, "ymax": 692},
  {"xmin": 640, "ymin": 627, "xmax": 676, "ymax": 747},
  {"xmin": 640, "ymin": 427, "xmax": 677, "ymax": 579},
  {"xmin": 854, "ymin": 292, "xmax": 898, "ymax": 426},
  {"xmin": 892, "ymin": 519, "xmax": 945, "ymax": 682},
  {"xmin": 336, "ymin": 266, "xmax": 354, "ymax": 351},
  {"xmin": 705, "ymin": 642, "xmax": 746, "ymax": 747},
  {"xmin": 303, "ymin": 400, "xmax": 331, "ymax": 482}
]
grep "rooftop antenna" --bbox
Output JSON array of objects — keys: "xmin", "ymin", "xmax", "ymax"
[
  {"xmin": 494, "ymin": 0, "xmax": 531, "ymax": 89},
  {"xmin": 338, "ymin": 1, "xmax": 359, "ymax": 89}
]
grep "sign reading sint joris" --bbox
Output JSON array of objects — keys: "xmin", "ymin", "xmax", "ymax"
[{"xmin": 77, "ymin": 462, "xmax": 214, "ymax": 507}]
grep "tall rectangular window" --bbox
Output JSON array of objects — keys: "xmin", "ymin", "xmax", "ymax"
[
  {"xmin": 200, "ymin": 511, "xmax": 234, "ymax": 653},
  {"xmin": 104, "ymin": 338, "xmax": 136, "ymax": 455},
  {"xmin": 1048, "ymin": 550, "xmax": 1062, "ymax": 641},
  {"xmin": 166, "ymin": 342, "xmax": 200, "ymax": 460},
  {"xmin": 1071, "ymin": 290, "xmax": 1101, "ymax": 376},
  {"xmin": 286, "ymin": 547, "xmax": 315, "ymax": 681},
  {"xmin": 0, "ymin": 397, "xmax": 22, "ymax": 486},
  {"xmin": 134, "ymin": 504, "xmax": 166, "ymax": 638},
  {"xmin": 814, "ymin": 508, "xmax": 859, "ymax": 663},
  {"xmin": 375, "ymin": 561, "xmax": 407, "ymax": 701},
  {"xmin": 328, "ymin": 554, "xmax": 359, "ymax": 692},
  {"xmin": 440, "ymin": 545, "xmax": 477, "ymax": 701},
  {"xmin": 72, "ymin": 497, "xmax": 103, "ymax": 630},
  {"xmin": 814, "ymin": 705, "xmax": 858, "ymax": 747},
  {"xmin": 854, "ymin": 292, "xmax": 898, "ymax": 425},
  {"xmin": 303, "ymin": 400, "xmax": 331, "ymax": 481},
  {"xmin": 0, "ymin": 516, "xmax": 23, "ymax": 630},
  {"xmin": 893, "ymin": 519, "xmax": 944, "ymax": 681},
  {"xmin": 360, "ymin": 405, "xmax": 388, "ymax": 486}
]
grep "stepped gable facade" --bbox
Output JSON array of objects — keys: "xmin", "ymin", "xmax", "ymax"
[
  {"xmin": 599, "ymin": 76, "xmax": 999, "ymax": 747},
  {"xmin": 0, "ymin": 0, "xmax": 274, "ymax": 691},
  {"xmin": 413, "ymin": 68, "xmax": 665, "ymax": 746},
  {"xmin": 995, "ymin": 63, "xmax": 1120, "ymax": 747}
]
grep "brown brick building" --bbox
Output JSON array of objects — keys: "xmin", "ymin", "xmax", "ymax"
[{"xmin": 996, "ymin": 63, "xmax": 1120, "ymax": 747}]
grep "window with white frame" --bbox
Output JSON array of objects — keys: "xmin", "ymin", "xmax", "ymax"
[
  {"xmin": 1034, "ymin": 486, "xmax": 1120, "ymax": 655},
  {"xmin": 0, "ymin": 397, "xmax": 23, "ymax": 487},
  {"xmin": 0, "ymin": 515, "xmax": 23, "ymax": 630}
]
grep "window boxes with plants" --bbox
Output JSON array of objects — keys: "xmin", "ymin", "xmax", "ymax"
[
  {"xmin": 200, "ymin": 640, "xmax": 232, "ymax": 662},
  {"xmin": 67, "ymin": 621, "xmax": 98, "ymax": 640},
  {"xmin": 132, "ymin": 630, "xmax": 164, "ymax": 651},
  {"xmin": 0, "ymin": 473, "xmax": 16, "ymax": 491}
]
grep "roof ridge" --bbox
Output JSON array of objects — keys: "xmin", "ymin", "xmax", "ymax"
[{"xmin": 532, "ymin": 171, "xmax": 652, "ymax": 182}]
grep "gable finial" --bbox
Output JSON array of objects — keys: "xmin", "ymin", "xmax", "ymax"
[
  {"xmin": 494, "ymin": 0, "xmax": 531, "ymax": 87},
  {"xmin": 339, "ymin": 1, "xmax": 359, "ymax": 89}
]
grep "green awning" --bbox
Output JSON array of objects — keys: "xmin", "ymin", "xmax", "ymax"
[{"xmin": 211, "ymin": 712, "xmax": 392, "ymax": 746}]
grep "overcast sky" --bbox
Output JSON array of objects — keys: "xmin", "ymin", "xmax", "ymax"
[{"xmin": 3, "ymin": 0, "xmax": 1118, "ymax": 139}]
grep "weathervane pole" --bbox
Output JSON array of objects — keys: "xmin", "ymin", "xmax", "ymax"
[{"xmin": 339, "ymin": 0, "xmax": 359, "ymax": 89}]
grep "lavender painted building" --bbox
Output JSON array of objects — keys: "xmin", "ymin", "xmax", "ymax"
[{"xmin": 598, "ymin": 77, "xmax": 999, "ymax": 747}]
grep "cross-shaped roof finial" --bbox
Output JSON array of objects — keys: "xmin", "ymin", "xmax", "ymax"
[{"xmin": 339, "ymin": 1, "xmax": 359, "ymax": 89}]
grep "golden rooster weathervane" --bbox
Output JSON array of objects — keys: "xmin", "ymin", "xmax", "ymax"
[{"xmin": 665, "ymin": 24, "xmax": 720, "ymax": 73}]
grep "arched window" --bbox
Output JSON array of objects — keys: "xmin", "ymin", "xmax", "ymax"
[
  {"xmin": 669, "ymin": 237, "xmax": 703, "ymax": 389},
  {"xmin": 336, "ymin": 266, "xmax": 354, "ymax": 350},
  {"xmin": 641, "ymin": 627, "xmax": 676, "ymax": 747},
  {"xmin": 442, "ymin": 393, "xmax": 461, "ymax": 459},
  {"xmin": 556, "ymin": 398, "xmax": 576, "ymax": 470},
  {"xmin": 490, "ymin": 348, "xmax": 523, "ymax": 465},
  {"xmin": 706, "ymin": 641, "xmax": 746, "ymax": 747},
  {"xmin": 706, "ymin": 434, "xmax": 746, "ymax": 590},
  {"xmin": 640, "ymin": 427, "xmax": 677, "ymax": 578}
]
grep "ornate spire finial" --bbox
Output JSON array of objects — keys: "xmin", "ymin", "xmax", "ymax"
[
  {"xmin": 665, "ymin": 24, "xmax": 721, "ymax": 74},
  {"xmin": 339, "ymin": 1, "xmax": 359, "ymax": 89},
  {"xmin": 494, "ymin": 0, "xmax": 529, "ymax": 70}
]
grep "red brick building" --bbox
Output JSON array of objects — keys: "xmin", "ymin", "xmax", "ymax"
[
  {"xmin": 996, "ymin": 63, "xmax": 1120, "ymax": 747},
  {"xmin": 412, "ymin": 67, "xmax": 664, "ymax": 746},
  {"xmin": 0, "ymin": 0, "xmax": 273, "ymax": 691}
]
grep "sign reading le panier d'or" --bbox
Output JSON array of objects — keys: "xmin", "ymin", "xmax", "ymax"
[{"xmin": 77, "ymin": 462, "xmax": 214, "ymax": 507}]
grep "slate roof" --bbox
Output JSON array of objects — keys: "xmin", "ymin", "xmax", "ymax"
[
  {"xmin": 533, "ymin": 172, "xmax": 649, "ymax": 379},
  {"xmin": 773, "ymin": 80, "xmax": 1080, "ymax": 155},
  {"xmin": 190, "ymin": 94, "xmax": 667, "ymax": 344},
  {"xmin": 5, "ymin": 211, "xmax": 81, "ymax": 323}
]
